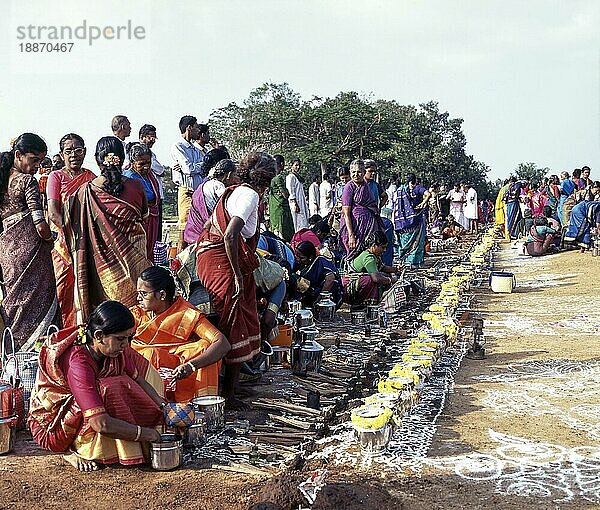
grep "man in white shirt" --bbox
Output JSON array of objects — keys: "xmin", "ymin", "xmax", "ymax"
[
  {"xmin": 171, "ymin": 115, "xmax": 207, "ymax": 250},
  {"xmin": 111, "ymin": 115, "xmax": 131, "ymax": 168},
  {"xmin": 463, "ymin": 182, "xmax": 479, "ymax": 234},
  {"xmin": 308, "ymin": 175, "xmax": 321, "ymax": 217},
  {"xmin": 319, "ymin": 172, "xmax": 334, "ymax": 218},
  {"xmin": 139, "ymin": 123, "xmax": 165, "ymax": 239},
  {"xmin": 286, "ymin": 158, "xmax": 310, "ymax": 231},
  {"xmin": 382, "ymin": 173, "xmax": 398, "ymax": 219}
]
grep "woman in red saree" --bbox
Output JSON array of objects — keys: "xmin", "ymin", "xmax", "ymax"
[
  {"xmin": 47, "ymin": 134, "xmax": 96, "ymax": 328},
  {"xmin": 28, "ymin": 301, "xmax": 165, "ymax": 472},
  {"xmin": 130, "ymin": 266, "xmax": 230, "ymax": 402},
  {"xmin": 196, "ymin": 152, "xmax": 276, "ymax": 409},
  {"xmin": 65, "ymin": 137, "xmax": 151, "ymax": 323}
]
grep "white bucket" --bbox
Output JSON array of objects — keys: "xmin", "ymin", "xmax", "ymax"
[{"xmin": 490, "ymin": 272, "xmax": 516, "ymax": 293}]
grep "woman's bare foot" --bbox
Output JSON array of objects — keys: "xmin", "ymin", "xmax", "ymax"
[
  {"xmin": 225, "ymin": 396, "xmax": 251, "ymax": 411},
  {"xmin": 63, "ymin": 452, "xmax": 99, "ymax": 472}
]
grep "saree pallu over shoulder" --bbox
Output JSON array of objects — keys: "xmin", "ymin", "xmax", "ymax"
[
  {"xmin": 52, "ymin": 170, "xmax": 95, "ymax": 328},
  {"xmin": 0, "ymin": 210, "xmax": 60, "ymax": 351},
  {"xmin": 196, "ymin": 186, "xmax": 260, "ymax": 364},
  {"xmin": 131, "ymin": 297, "xmax": 220, "ymax": 400},
  {"xmin": 28, "ymin": 327, "xmax": 162, "ymax": 463},
  {"xmin": 65, "ymin": 182, "xmax": 151, "ymax": 321}
]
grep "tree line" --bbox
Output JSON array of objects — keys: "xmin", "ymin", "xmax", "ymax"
[{"xmin": 161, "ymin": 83, "xmax": 555, "ymax": 220}]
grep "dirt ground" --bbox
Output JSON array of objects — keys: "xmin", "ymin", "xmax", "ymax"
[{"xmin": 1, "ymin": 243, "xmax": 599, "ymax": 510}]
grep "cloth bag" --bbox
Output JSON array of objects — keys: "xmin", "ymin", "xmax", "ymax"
[{"xmin": 254, "ymin": 253, "xmax": 286, "ymax": 293}]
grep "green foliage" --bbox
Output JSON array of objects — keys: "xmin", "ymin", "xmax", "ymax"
[
  {"xmin": 161, "ymin": 167, "xmax": 178, "ymax": 220},
  {"xmin": 514, "ymin": 162, "xmax": 551, "ymax": 185},
  {"xmin": 209, "ymin": 83, "xmax": 497, "ymax": 199}
]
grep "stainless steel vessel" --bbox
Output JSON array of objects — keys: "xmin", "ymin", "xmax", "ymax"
[{"xmin": 150, "ymin": 433, "xmax": 182, "ymax": 470}]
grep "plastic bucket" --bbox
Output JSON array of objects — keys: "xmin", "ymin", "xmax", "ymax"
[
  {"xmin": 490, "ymin": 271, "xmax": 516, "ymax": 293},
  {"xmin": 270, "ymin": 324, "xmax": 293, "ymax": 347}
]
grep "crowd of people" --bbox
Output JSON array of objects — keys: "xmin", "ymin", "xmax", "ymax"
[
  {"xmin": 494, "ymin": 171, "xmax": 600, "ymax": 256},
  {"xmin": 1, "ymin": 114, "xmax": 596, "ymax": 471}
]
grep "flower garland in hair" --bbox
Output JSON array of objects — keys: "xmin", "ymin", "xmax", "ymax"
[
  {"xmin": 9, "ymin": 138, "xmax": 16, "ymax": 150},
  {"xmin": 77, "ymin": 326, "xmax": 88, "ymax": 345},
  {"xmin": 103, "ymin": 153, "xmax": 121, "ymax": 166}
]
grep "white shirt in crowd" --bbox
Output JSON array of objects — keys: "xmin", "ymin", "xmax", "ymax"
[
  {"xmin": 225, "ymin": 185, "xmax": 259, "ymax": 240},
  {"xmin": 319, "ymin": 180, "xmax": 333, "ymax": 217},
  {"xmin": 203, "ymin": 179, "xmax": 226, "ymax": 215},
  {"xmin": 385, "ymin": 182, "xmax": 397, "ymax": 211},
  {"xmin": 308, "ymin": 181, "xmax": 320, "ymax": 217},
  {"xmin": 464, "ymin": 187, "xmax": 478, "ymax": 220},
  {"xmin": 286, "ymin": 172, "xmax": 310, "ymax": 230}
]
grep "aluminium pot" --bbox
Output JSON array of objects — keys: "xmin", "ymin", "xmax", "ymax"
[
  {"xmin": 150, "ymin": 433, "xmax": 182, "ymax": 471},
  {"xmin": 299, "ymin": 327, "xmax": 319, "ymax": 343},
  {"xmin": 271, "ymin": 346, "xmax": 289, "ymax": 365},
  {"xmin": 184, "ymin": 420, "xmax": 206, "ymax": 448},
  {"xmin": 366, "ymin": 305, "xmax": 379, "ymax": 322},
  {"xmin": 314, "ymin": 293, "xmax": 336, "ymax": 322},
  {"xmin": 294, "ymin": 309, "xmax": 314, "ymax": 329},
  {"xmin": 350, "ymin": 309, "xmax": 366, "ymax": 325},
  {"xmin": 354, "ymin": 424, "xmax": 394, "ymax": 455},
  {"xmin": 291, "ymin": 340, "xmax": 324, "ymax": 375},
  {"xmin": 190, "ymin": 396, "xmax": 225, "ymax": 432}
]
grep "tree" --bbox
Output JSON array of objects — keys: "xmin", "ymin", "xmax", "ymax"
[
  {"xmin": 209, "ymin": 83, "xmax": 494, "ymax": 194},
  {"xmin": 161, "ymin": 167, "xmax": 178, "ymax": 220},
  {"xmin": 514, "ymin": 162, "xmax": 550, "ymax": 185}
]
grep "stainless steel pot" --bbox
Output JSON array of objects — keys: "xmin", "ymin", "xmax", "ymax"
[
  {"xmin": 294, "ymin": 309, "xmax": 314, "ymax": 329},
  {"xmin": 291, "ymin": 340, "xmax": 324, "ymax": 375},
  {"xmin": 184, "ymin": 422, "xmax": 206, "ymax": 448},
  {"xmin": 271, "ymin": 346, "xmax": 289, "ymax": 365},
  {"xmin": 150, "ymin": 433, "xmax": 182, "ymax": 470},
  {"xmin": 299, "ymin": 327, "xmax": 319, "ymax": 343},
  {"xmin": 350, "ymin": 310, "xmax": 366, "ymax": 325},
  {"xmin": 314, "ymin": 292, "xmax": 336, "ymax": 321},
  {"xmin": 366, "ymin": 305, "xmax": 379, "ymax": 322},
  {"xmin": 353, "ymin": 422, "xmax": 393, "ymax": 454},
  {"xmin": 191, "ymin": 396, "xmax": 225, "ymax": 432}
]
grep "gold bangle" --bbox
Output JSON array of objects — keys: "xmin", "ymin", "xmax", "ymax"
[{"xmin": 267, "ymin": 303, "xmax": 279, "ymax": 314}]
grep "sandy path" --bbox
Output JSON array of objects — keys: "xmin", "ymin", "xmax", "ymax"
[{"xmin": 421, "ymin": 246, "xmax": 600, "ymax": 508}]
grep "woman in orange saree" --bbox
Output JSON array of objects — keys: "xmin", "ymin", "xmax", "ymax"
[
  {"xmin": 130, "ymin": 266, "xmax": 230, "ymax": 402},
  {"xmin": 64, "ymin": 137, "xmax": 151, "ymax": 323},
  {"xmin": 47, "ymin": 134, "xmax": 96, "ymax": 328},
  {"xmin": 28, "ymin": 301, "xmax": 165, "ymax": 472}
]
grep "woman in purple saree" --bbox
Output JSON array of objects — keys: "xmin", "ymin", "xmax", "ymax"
[
  {"xmin": 184, "ymin": 158, "xmax": 238, "ymax": 244},
  {"xmin": 339, "ymin": 159, "xmax": 384, "ymax": 261}
]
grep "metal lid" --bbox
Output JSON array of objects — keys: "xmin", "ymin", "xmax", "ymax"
[
  {"xmin": 191, "ymin": 396, "xmax": 225, "ymax": 406},
  {"xmin": 300, "ymin": 340, "xmax": 324, "ymax": 352}
]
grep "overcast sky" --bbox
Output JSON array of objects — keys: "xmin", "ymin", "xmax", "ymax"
[{"xmin": 2, "ymin": 0, "xmax": 599, "ymax": 181}]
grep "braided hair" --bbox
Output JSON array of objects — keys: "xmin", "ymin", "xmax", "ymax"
[{"xmin": 95, "ymin": 136, "xmax": 125, "ymax": 196}]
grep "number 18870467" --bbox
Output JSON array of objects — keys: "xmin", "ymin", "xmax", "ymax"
[{"xmin": 19, "ymin": 42, "xmax": 74, "ymax": 52}]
